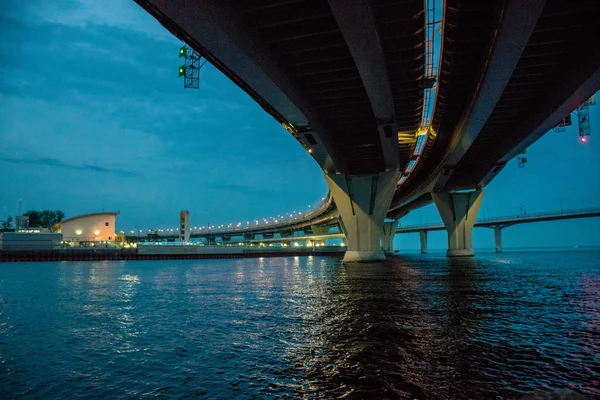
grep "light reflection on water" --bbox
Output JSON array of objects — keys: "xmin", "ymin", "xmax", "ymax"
[{"xmin": 0, "ymin": 251, "xmax": 598, "ymax": 399}]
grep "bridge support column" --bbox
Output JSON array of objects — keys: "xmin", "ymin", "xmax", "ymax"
[
  {"xmin": 311, "ymin": 225, "xmax": 329, "ymax": 246},
  {"xmin": 432, "ymin": 189, "xmax": 484, "ymax": 257},
  {"xmin": 381, "ymin": 220, "xmax": 397, "ymax": 255},
  {"xmin": 419, "ymin": 230, "xmax": 428, "ymax": 254},
  {"xmin": 326, "ymin": 170, "xmax": 401, "ymax": 262},
  {"xmin": 494, "ymin": 226, "xmax": 502, "ymax": 253},
  {"xmin": 311, "ymin": 225, "xmax": 329, "ymax": 235}
]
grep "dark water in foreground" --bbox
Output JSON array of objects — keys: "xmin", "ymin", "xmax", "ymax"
[{"xmin": 1, "ymin": 251, "xmax": 598, "ymax": 399}]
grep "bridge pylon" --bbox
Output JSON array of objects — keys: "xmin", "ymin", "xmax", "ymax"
[
  {"xmin": 419, "ymin": 230, "xmax": 428, "ymax": 254},
  {"xmin": 326, "ymin": 170, "xmax": 401, "ymax": 262},
  {"xmin": 311, "ymin": 224, "xmax": 329, "ymax": 246},
  {"xmin": 381, "ymin": 220, "xmax": 398, "ymax": 255},
  {"xmin": 494, "ymin": 226, "xmax": 502, "ymax": 253},
  {"xmin": 432, "ymin": 189, "xmax": 484, "ymax": 257}
]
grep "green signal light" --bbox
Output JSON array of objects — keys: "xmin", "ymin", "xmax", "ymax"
[
  {"xmin": 179, "ymin": 46, "xmax": 186, "ymax": 58},
  {"xmin": 178, "ymin": 66, "xmax": 186, "ymax": 77}
]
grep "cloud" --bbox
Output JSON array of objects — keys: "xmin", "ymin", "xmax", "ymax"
[
  {"xmin": 9, "ymin": 0, "xmax": 176, "ymax": 43},
  {"xmin": 0, "ymin": 0, "xmax": 329, "ymax": 230},
  {"xmin": 0, "ymin": 156, "xmax": 137, "ymax": 177}
]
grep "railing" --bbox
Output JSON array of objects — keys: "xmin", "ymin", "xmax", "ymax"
[
  {"xmin": 138, "ymin": 242, "xmax": 255, "ymax": 246},
  {"xmin": 192, "ymin": 192, "xmax": 334, "ymax": 235},
  {"xmin": 475, "ymin": 207, "xmax": 600, "ymax": 223},
  {"xmin": 138, "ymin": 242, "xmax": 203, "ymax": 246},
  {"xmin": 127, "ymin": 192, "xmax": 335, "ymax": 237}
]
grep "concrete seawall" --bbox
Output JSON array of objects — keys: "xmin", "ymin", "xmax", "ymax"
[{"xmin": 0, "ymin": 246, "xmax": 345, "ymax": 262}]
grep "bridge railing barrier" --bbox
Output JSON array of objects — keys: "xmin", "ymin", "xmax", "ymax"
[
  {"xmin": 190, "ymin": 192, "xmax": 334, "ymax": 235},
  {"xmin": 397, "ymin": 207, "xmax": 600, "ymax": 230}
]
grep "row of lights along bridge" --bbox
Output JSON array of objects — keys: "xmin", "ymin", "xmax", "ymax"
[{"xmin": 123, "ymin": 197, "xmax": 328, "ymax": 235}]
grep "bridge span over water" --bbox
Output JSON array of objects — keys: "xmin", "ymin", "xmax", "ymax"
[
  {"xmin": 135, "ymin": 0, "xmax": 600, "ymax": 261},
  {"xmin": 395, "ymin": 207, "xmax": 600, "ymax": 254},
  {"xmin": 154, "ymin": 208, "xmax": 600, "ymax": 255}
]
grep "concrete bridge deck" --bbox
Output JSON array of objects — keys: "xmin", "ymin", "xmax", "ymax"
[
  {"xmin": 134, "ymin": 0, "xmax": 600, "ymax": 261},
  {"xmin": 397, "ymin": 208, "xmax": 600, "ymax": 234}
]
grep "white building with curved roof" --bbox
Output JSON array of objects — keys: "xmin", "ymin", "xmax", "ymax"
[{"xmin": 52, "ymin": 212, "xmax": 119, "ymax": 242}]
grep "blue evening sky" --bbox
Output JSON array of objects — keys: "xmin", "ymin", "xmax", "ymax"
[{"xmin": 1, "ymin": 1, "xmax": 599, "ymax": 250}]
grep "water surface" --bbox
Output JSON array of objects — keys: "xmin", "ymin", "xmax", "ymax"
[{"xmin": 1, "ymin": 251, "xmax": 598, "ymax": 398}]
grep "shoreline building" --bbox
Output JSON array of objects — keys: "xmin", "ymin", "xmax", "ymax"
[
  {"xmin": 1, "ymin": 213, "xmax": 60, "ymax": 251},
  {"xmin": 0, "ymin": 232, "xmax": 62, "ymax": 251},
  {"xmin": 52, "ymin": 212, "xmax": 120, "ymax": 244}
]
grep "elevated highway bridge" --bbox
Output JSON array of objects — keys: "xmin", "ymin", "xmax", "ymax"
[
  {"xmin": 134, "ymin": 0, "xmax": 600, "ymax": 261},
  {"xmin": 153, "ymin": 207, "xmax": 600, "ymax": 254},
  {"xmin": 395, "ymin": 207, "xmax": 600, "ymax": 253}
]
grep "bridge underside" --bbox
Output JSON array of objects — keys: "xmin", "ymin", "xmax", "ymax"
[
  {"xmin": 136, "ymin": 0, "xmax": 600, "ymax": 261},
  {"xmin": 391, "ymin": 0, "xmax": 600, "ymax": 210},
  {"xmin": 136, "ymin": 0, "xmax": 425, "ymax": 176}
]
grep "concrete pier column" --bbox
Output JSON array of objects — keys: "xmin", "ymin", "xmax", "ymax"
[
  {"xmin": 326, "ymin": 170, "xmax": 401, "ymax": 262},
  {"xmin": 243, "ymin": 233, "xmax": 254, "ymax": 242},
  {"xmin": 419, "ymin": 230, "xmax": 428, "ymax": 254},
  {"xmin": 310, "ymin": 225, "xmax": 329, "ymax": 246},
  {"xmin": 432, "ymin": 189, "xmax": 484, "ymax": 257},
  {"xmin": 311, "ymin": 225, "xmax": 329, "ymax": 235},
  {"xmin": 494, "ymin": 226, "xmax": 502, "ymax": 253},
  {"xmin": 381, "ymin": 220, "xmax": 398, "ymax": 254}
]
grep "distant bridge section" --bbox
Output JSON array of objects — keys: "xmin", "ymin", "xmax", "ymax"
[
  {"xmin": 145, "ymin": 208, "xmax": 599, "ymax": 256},
  {"xmin": 396, "ymin": 208, "xmax": 600, "ymax": 253}
]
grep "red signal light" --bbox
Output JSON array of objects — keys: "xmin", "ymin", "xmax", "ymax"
[{"xmin": 581, "ymin": 136, "xmax": 587, "ymax": 143}]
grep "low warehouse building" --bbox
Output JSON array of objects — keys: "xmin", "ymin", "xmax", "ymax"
[
  {"xmin": 0, "ymin": 232, "xmax": 63, "ymax": 251},
  {"xmin": 52, "ymin": 212, "xmax": 119, "ymax": 242}
]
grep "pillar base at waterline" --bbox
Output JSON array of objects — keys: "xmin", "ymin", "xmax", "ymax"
[
  {"xmin": 432, "ymin": 189, "xmax": 484, "ymax": 258},
  {"xmin": 342, "ymin": 250, "xmax": 386, "ymax": 263},
  {"xmin": 381, "ymin": 220, "xmax": 397, "ymax": 255},
  {"xmin": 446, "ymin": 248, "xmax": 475, "ymax": 257},
  {"xmin": 325, "ymin": 170, "xmax": 402, "ymax": 264}
]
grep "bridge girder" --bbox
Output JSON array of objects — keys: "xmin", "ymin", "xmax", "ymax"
[
  {"xmin": 134, "ymin": 0, "xmax": 600, "ymax": 258},
  {"xmin": 329, "ymin": 0, "xmax": 400, "ymax": 170}
]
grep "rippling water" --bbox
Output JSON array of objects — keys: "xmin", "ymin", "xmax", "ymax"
[{"xmin": 1, "ymin": 250, "xmax": 598, "ymax": 399}]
